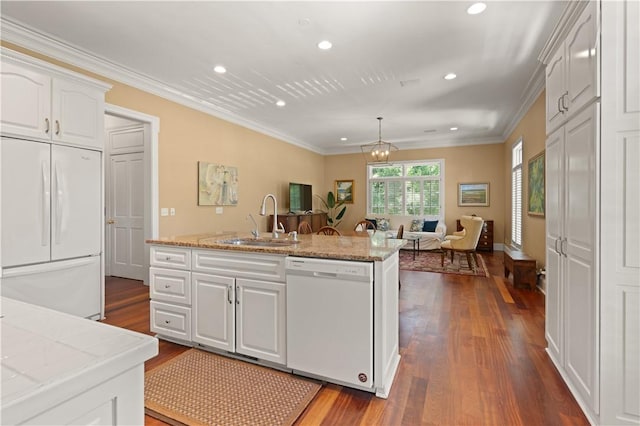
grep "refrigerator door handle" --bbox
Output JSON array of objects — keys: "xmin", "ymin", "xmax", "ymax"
[
  {"xmin": 54, "ymin": 161, "xmax": 63, "ymax": 244},
  {"xmin": 42, "ymin": 161, "xmax": 50, "ymax": 247}
]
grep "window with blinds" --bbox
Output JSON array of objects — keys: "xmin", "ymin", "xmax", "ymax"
[
  {"xmin": 512, "ymin": 139, "xmax": 523, "ymax": 247},
  {"xmin": 367, "ymin": 160, "xmax": 444, "ymax": 217}
]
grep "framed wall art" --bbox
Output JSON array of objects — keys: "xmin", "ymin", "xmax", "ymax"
[
  {"xmin": 458, "ymin": 182, "xmax": 489, "ymax": 207},
  {"xmin": 198, "ymin": 162, "xmax": 238, "ymax": 206},
  {"xmin": 528, "ymin": 150, "xmax": 545, "ymax": 216},
  {"xmin": 335, "ymin": 179, "xmax": 354, "ymax": 204}
]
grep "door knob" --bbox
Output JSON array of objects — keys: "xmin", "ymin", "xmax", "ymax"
[{"xmin": 107, "ymin": 219, "xmax": 115, "ymax": 224}]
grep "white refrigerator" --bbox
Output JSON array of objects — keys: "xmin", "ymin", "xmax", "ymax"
[{"xmin": 1, "ymin": 137, "xmax": 102, "ymax": 319}]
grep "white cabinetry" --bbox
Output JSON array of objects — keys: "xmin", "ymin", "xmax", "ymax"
[
  {"xmin": 149, "ymin": 246, "xmax": 192, "ymax": 342},
  {"xmin": 545, "ymin": 0, "xmax": 599, "ymax": 134},
  {"xmin": 600, "ymin": 1, "xmax": 640, "ymax": 424},
  {"xmin": 0, "ymin": 58, "xmax": 105, "ymax": 149},
  {"xmin": 191, "ymin": 249, "xmax": 286, "ymax": 365},
  {"xmin": 148, "ymin": 246, "xmax": 287, "ymax": 365},
  {"xmin": 545, "ymin": 104, "xmax": 599, "ymax": 414}
]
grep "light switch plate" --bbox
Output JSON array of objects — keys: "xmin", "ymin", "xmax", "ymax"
[
  {"xmin": 216, "ymin": 207, "xmax": 223, "ymax": 214},
  {"xmin": 160, "ymin": 208, "xmax": 169, "ymax": 216},
  {"xmin": 170, "ymin": 208, "xmax": 176, "ymax": 216}
]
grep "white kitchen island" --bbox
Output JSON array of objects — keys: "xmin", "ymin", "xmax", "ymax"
[
  {"xmin": 0, "ymin": 297, "xmax": 158, "ymax": 425},
  {"xmin": 147, "ymin": 231, "xmax": 403, "ymax": 398}
]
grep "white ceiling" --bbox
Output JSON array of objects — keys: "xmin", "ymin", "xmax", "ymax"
[{"xmin": 0, "ymin": 1, "xmax": 567, "ymax": 155}]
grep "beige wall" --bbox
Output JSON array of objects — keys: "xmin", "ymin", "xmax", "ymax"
[
  {"xmin": 2, "ymin": 42, "xmax": 325, "ymax": 237},
  {"xmin": 3, "ymin": 42, "xmax": 545, "ymax": 253},
  {"xmin": 324, "ymin": 144, "xmax": 506, "ymax": 244},
  {"xmin": 503, "ymin": 91, "xmax": 547, "ymax": 267}
]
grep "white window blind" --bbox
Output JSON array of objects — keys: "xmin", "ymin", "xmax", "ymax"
[{"xmin": 512, "ymin": 139, "xmax": 523, "ymax": 247}]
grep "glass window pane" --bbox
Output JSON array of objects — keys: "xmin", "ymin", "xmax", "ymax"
[
  {"xmin": 406, "ymin": 163, "xmax": 440, "ymax": 177},
  {"xmin": 371, "ymin": 181, "xmax": 385, "ymax": 214},
  {"xmin": 371, "ymin": 165, "xmax": 402, "ymax": 178},
  {"xmin": 388, "ymin": 181, "xmax": 403, "ymax": 214},
  {"xmin": 405, "ymin": 181, "xmax": 421, "ymax": 215}
]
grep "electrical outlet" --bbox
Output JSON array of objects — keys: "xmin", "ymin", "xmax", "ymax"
[
  {"xmin": 170, "ymin": 208, "xmax": 176, "ymax": 216},
  {"xmin": 160, "ymin": 208, "xmax": 169, "ymax": 216},
  {"xmin": 216, "ymin": 207, "xmax": 223, "ymax": 214}
]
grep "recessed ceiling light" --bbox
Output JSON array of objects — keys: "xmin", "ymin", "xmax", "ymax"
[
  {"xmin": 340, "ymin": 137, "xmax": 348, "ymax": 141},
  {"xmin": 276, "ymin": 100, "xmax": 286, "ymax": 107},
  {"xmin": 317, "ymin": 40, "xmax": 332, "ymax": 50},
  {"xmin": 467, "ymin": 2, "xmax": 487, "ymax": 15},
  {"xmin": 450, "ymin": 127, "xmax": 459, "ymax": 131},
  {"xmin": 444, "ymin": 73, "xmax": 457, "ymax": 80},
  {"xmin": 213, "ymin": 65, "xmax": 226, "ymax": 74}
]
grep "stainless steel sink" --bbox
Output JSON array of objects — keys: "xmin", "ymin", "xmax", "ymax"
[{"xmin": 219, "ymin": 238, "xmax": 299, "ymax": 247}]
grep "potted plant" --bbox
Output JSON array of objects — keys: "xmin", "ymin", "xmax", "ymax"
[{"xmin": 315, "ymin": 191, "xmax": 347, "ymax": 228}]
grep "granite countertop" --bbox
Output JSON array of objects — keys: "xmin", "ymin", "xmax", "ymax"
[
  {"xmin": 146, "ymin": 230, "xmax": 405, "ymax": 262},
  {"xmin": 0, "ymin": 298, "xmax": 158, "ymax": 422}
]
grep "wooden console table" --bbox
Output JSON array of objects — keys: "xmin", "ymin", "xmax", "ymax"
[
  {"xmin": 503, "ymin": 245, "xmax": 537, "ymax": 289},
  {"xmin": 268, "ymin": 212, "xmax": 327, "ymax": 233}
]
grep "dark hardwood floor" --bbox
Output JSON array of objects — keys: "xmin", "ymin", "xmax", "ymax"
[{"xmin": 102, "ymin": 251, "xmax": 588, "ymax": 425}]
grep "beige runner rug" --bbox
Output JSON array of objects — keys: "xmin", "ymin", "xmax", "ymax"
[{"xmin": 145, "ymin": 349, "xmax": 321, "ymax": 426}]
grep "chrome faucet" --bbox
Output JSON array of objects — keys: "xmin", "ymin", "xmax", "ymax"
[
  {"xmin": 247, "ymin": 214, "xmax": 259, "ymax": 239},
  {"xmin": 260, "ymin": 194, "xmax": 285, "ymax": 238}
]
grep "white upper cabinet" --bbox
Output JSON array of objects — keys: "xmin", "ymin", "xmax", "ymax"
[
  {"xmin": 0, "ymin": 48, "xmax": 110, "ymax": 150},
  {"xmin": 545, "ymin": 0, "xmax": 599, "ymax": 135},
  {"xmin": 0, "ymin": 62, "xmax": 51, "ymax": 141}
]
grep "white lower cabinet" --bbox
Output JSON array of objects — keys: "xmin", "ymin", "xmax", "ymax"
[
  {"xmin": 149, "ymin": 246, "xmax": 287, "ymax": 365},
  {"xmin": 191, "ymin": 273, "xmax": 287, "ymax": 365}
]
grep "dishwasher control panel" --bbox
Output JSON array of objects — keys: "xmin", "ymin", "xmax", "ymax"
[{"xmin": 285, "ymin": 257, "xmax": 372, "ymax": 279}]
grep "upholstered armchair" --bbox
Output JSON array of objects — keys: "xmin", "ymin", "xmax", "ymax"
[{"xmin": 440, "ymin": 216, "xmax": 484, "ymax": 271}]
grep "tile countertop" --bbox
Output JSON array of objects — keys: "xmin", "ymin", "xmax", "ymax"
[
  {"xmin": 146, "ymin": 230, "xmax": 406, "ymax": 262},
  {"xmin": 0, "ymin": 297, "xmax": 158, "ymax": 422}
]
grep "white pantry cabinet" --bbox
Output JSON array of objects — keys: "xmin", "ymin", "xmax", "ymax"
[
  {"xmin": 545, "ymin": 104, "xmax": 599, "ymax": 413},
  {"xmin": 545, "ymin": 0, "xmax": 599, "ymax": 134},
  {"xmin": 542, "ymin": 0, "xmax": 640, "ymax": 424},
  {"xmin": 0, "ymin": 53, "xmax": 106, "ymax": 149}
]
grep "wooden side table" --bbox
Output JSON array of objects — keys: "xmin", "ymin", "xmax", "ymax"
[{"xmin": 456, "ymin": 219, "xmax": 493, "ymax": 252}]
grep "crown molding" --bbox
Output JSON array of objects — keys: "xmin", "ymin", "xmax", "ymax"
[
  {"xmin": 0, "ymin": 17, "xmax": 323, "ymax": 155},
  {"xmin": 323, "ymin": 135, "xmax": 503, "ymax": 156},
  {"xmin": 538, "ymin": 1, "xmax": 589, "ymax": 64}
]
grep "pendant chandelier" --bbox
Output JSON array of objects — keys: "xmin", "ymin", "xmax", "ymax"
[{"xmin": 360, "ymin": 117, "xmax": 399, "ymax": 163}]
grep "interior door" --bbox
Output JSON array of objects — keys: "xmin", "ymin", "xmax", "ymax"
[
  {"xmin": 51, "ymin": 144, "xmax": 101, "ymax": 260},
  {"xmin": 1, "ymin": 138, "xmax": 51, "ymax": 267},
  {"xmin": 108, "ymin": 152, "xmax": 145, "ymax": 280}
]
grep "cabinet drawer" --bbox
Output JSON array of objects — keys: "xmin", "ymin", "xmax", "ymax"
[
  {"xmin": 477, "ymin": 240, "xmax": 492, "ymax": 250},
  {"xmin": 150, "ymin": 301, "xmax": 191, "ymax": 341},
  {"xmin": 150, "ymin": 246, "xmax": 191, "ymax": 270},
  {"xmin": 150, "ymin": 267, "xmax": 191, "ymax": 305},
  {"xmin": 192, "ymin": 249, "xmax": 286, "ymax": 282}
]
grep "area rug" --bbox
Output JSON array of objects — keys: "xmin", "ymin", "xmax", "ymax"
[
  {"xmin": 145, "ymin": 349, "xmax": 321, "ymax": 426},
  {"xmin": 399, "ymin": 249, "xmax": 489, "ymax": 277}
]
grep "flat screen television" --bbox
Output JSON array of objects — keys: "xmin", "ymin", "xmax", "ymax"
[{"xmin": 289, "ymin": 183, "xmax": 312, "ymax": 213}]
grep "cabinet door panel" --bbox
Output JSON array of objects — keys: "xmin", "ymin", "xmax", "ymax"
[
  {"xmin": 566, "ymin": 0, "xmax": 599, "ymax": 113},
  {"xmin": 546, "ymin": 48, "xmax": 566, "ymax": 134},
  {"xmin": 52, "ymin": 78, "xmax": 104, "ymax": 149},
  {"xmin": 0, "ymin": 63, "xmax": 51, "ymax": 141},
  {"xmin": 236, "ymin": 278, "xmax": 286, "ymax": 365},
  {"xmin": 192, "ymin": 273, "xmax": 235, "ymax": 352}
]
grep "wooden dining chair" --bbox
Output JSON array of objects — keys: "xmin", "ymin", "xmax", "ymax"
[
  {"xmin": 297, "ymin": 221, "xmax": 313, "ymax": 234},
  {"xmin": 354, "ymin": 220, "xmax": 376, "ymax": 232},
  {"xmin": 316, "ymin": 226, "xmax": 342, "ymax": 236},
  {"xmin": 396, "ymin": 224, "xmax": 404, "ymax": 239}
]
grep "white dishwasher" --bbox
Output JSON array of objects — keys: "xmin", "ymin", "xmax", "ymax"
[{"xmin": 286, "ymin": 256, "xmax": 374, "ymax": 390}]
